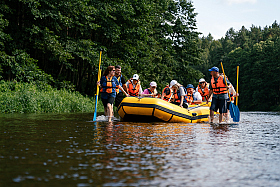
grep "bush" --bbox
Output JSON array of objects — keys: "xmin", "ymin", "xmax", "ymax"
[{"xmin": 0, "ymin": 81, "xmax": 103, "ymax": 113}]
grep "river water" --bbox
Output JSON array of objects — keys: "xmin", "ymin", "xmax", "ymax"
[{"xmin": 0, "ymin": 112, "xmax": 280, "ymax": 186}]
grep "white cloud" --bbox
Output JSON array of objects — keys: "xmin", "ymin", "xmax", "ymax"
[{"xmin": 225, "ymin": 0, "xmax": 257, "ymax": 5}]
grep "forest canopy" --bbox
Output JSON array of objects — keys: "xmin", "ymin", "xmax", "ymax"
[{"xmin": 0, "ymin": 0, "xmax": 279, "ymax": 111}]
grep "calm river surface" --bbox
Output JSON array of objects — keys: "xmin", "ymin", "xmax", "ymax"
[{"xmin": 0, "ymin": 112, "xmax": 280, "ymax": 186}]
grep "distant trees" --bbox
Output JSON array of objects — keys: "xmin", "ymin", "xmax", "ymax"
[{"xmin": 197, "ymin": 21, "xmax": 280, "ymax": 111}]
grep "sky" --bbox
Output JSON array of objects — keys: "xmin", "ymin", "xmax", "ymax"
[{"xmin": 192, "ymin": 0, "xmax": 280, "ymax": 39}]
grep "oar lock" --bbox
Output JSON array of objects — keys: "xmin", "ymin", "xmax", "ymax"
[{"xmin": 192, "ymin": 113, "xmax": 198, "ymax": 116}]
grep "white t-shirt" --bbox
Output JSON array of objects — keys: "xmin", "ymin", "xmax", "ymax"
[{"xmin": 192, "ymin": 91, "xmax": 202, "ymax": 101}]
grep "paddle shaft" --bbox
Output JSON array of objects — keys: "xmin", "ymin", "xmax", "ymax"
[
  {"xmin": 220, "ymin": 62, "xmax": 231, "ymax": 101},
  {"xmin": 93, "ymin": 51, "xmax": 102, "ymax": 121}
]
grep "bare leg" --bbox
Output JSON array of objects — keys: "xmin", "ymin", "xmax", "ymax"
[
  {"xmin": 107, "ymin": 103, "xmax": 113, "ymax": 122},
  {"xmin": 219, "ymin": 113, "xmax": 223, "ymax": 123},
  {"xmin": 210, "ymin": 110, "xmax": 214, "ymax": 123}
]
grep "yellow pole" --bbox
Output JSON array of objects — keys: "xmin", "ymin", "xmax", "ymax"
[
  {"xmin": 93, "ymin": 51, "xmax": 102, "ymax": 121},
  {"xmin": 96, "ymin": 51, "xmax": 102, "ymax": 105},
  {"xmin": 236, "ymin": 66, "xmax": 239, "ymax": 106},
  {"xmin": 220, "ymin": 62, "xmax": 231, "ymax": 102}
]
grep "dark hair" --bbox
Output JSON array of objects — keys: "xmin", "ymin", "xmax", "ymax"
[
  {"xmin": 103, "ymin": 66, "xmax": 115, "ymax": 76},
  {"xmin": 115, "ymin": 65, "xmax": 121, "ymax": 69}
]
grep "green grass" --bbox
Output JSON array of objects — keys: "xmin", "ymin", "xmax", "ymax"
[{"xmin": 0, "ymin": 80, "xmax": 104, "ymax": 113}]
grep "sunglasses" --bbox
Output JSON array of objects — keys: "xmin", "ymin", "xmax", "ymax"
[
  {"xmin": 151, "ymin": 86, "xmax": 156, "ymax": 88},
  {"xmin": 111, "ymin": 70, "xmax": 115, "ymax": 72}
]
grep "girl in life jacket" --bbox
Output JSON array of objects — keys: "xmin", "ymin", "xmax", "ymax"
[
  {"xmin": 169, "ymin": 80, "xmax": 188, "ymax": 108},
  {"xmin": 196, "ymin": 78, "xmax": 211, "ymax": 102},
  {"xmin": 161, "ymin": 84, "xmax": 172, "ymax": 102},
  {"xmin": 125, "ymin": 74, "xmax": 143, "ymax": 96},
  {"xmin": 97, "ymin": 66, "xmax": 128, "ymax": 122},
  {"xmin": 142, "ymin": 81, "xmax": 159, "ymax": 97}
]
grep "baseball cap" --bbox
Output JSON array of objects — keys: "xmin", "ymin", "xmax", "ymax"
[
  {"xmin": 186, "ymin": 84, "xmax": 195, "ymax": 89},
  {"xmin": 170, "ymin": 80, "xmax": 177, "ymax": 87},
  {"xmin": 132, "ymin": 74, "xmax": 139, "ymax": 80},
  {"xmin": 150, "ymin": 81, "xmax": 157, "ymax": 87},
  {"xmin": 199, "ymin": 78, "xmax": 206, "ymax": 83},
  {"xmin": 208, "ymin": 66, "xmax": 219, "ymax": 72}
]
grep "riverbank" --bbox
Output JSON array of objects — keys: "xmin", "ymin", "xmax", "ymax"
[{"xmin": 0, "ymin": 81, "xmax": 104, "ymax": 113}]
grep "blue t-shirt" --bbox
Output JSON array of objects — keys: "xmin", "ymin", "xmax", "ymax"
[
  {"xmin": 209, "ymin": 76, "xmax": 231, "ymax": 99},
  {"xmin": 100, "ymin": 76, "xmax": 119, "ymax": 99}
]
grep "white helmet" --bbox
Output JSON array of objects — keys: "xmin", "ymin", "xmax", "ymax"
[
  {"xmin": 132, "ymin": 74, "xmax": 139, "ymax": 80},
  {"xmin": 199, "ymin": 78, "xmax": 206, "ymax": 83},
  {"xmin": 170, "ymin": 80, "xmax": 177, "ymax": 87}
]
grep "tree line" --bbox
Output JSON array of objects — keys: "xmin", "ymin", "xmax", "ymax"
[
  {"xmin": 0, "ymin": 0, "xmax": 279, "ymax": 111},
  {"xmin": 197, "ymin": 21, "xmax": 280, "ymax": 111}
]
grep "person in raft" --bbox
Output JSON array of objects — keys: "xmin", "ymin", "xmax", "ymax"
[
  {"xmin": 196, "ymin": 78, "xmax": 211, "ymax": 102},
  {"xmin": 161, "ymin": 84, "xmax": 172, "ymax": 102},
  {"xmin": 97, "ymin": 66, "xmax": 128, "ymax": 122},
  {"xmin": 206, "ymin": 66, "xmax": 232, "ymax": 124},
  {"xmin": 142, "ymin": 81, "xmax": 159, "ymax": 97},
  {"xmin": 185, "ymin": 84, "xmax": 202, "ymax": 105},
  {"xmin": 114, "ymin": 65, "xmax": 127, "ymax": 108},
  {"xmin": 126, "ymin": 74, "xmax": 143, "ymax": 97},
  {"xmin": 169, "ymin": 80, "xmax": 188, "ymax": 108}
]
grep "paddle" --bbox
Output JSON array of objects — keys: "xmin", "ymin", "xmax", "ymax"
[
  {"xmin": 234, "ymin": 66, "xmax": 240, "ymax": 122},
  {"xmin": 220, "ymin": 61, "xmax": 239, "ymax": 122},
  {"xmin": 93, "ymin": 50, "xmax": 102, "ymax": 121}
]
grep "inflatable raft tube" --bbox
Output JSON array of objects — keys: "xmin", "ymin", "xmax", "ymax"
[{"xmin": 117, "ymin": 97, "xmax": 211, "ymax": 123}]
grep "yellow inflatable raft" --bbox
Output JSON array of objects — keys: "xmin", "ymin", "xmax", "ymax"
[{"xmin": 118, "ymin": 97, "xmax": 211, "ymax": 123}]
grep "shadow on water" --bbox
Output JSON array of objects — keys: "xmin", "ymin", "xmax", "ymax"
[{"xmin": 0, "ymin": 112, "xmax": 280, "ymax": 186}]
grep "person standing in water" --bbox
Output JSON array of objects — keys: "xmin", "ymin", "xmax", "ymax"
[
  {"xmin": 97, "ymin": 66, "xmax": 128, "ymax": 122},
  {"xmin": 207, "ymin": 66, "xmax": 232, "ymax": 124},
  {"xmin": 114, "ymin": 65, "xmax": 127, "ymax": 108}
]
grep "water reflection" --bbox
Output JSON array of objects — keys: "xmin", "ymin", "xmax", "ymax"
[{"xmin": 0, "ymin": 112, "xmax": 280, "ymax": 186}]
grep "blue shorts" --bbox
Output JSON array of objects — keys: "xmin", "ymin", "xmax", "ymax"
[{"xmin": 210, "ymin": 97, "xmax": 227, "ymax": 113}]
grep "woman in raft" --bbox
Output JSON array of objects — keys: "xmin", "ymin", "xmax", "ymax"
[
  {"xmin": 97, "ymin": 66, "xmax": 128, "ymax": 122},
  {"xmin": 141, "ymin": 81, "xmax": 160, "ymax": 97},
  {"xmin": 169, "ymin": 80, "xmax": 189, "ymax": 108}
]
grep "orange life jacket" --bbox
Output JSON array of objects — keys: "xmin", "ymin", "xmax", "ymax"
[
  {"xmin": 211, "ymin": 75, "xmax": 228, "ymax": 95},
  {"xmin": 128, "ymin": 80, "xmax": 140, "ymax": 96},
  {"xmin": 185, "ymin": 93, "xmax": 194, "ymax": 104},
  {"xmin": 101, "ymin": 76, "xmax": 117, "ymax": 93},
  {"xmin": 173, "ymin": 87, "xmax": 187, "ymax": 103},
  {"xmin": 116, "ymin": 76, "xmax": 121, "ymax": 94},
  {"xmin": 162, "ymin": 85, "xmax": 172, "ymax": 101},
  {"xmin": 197, "ymin": 84, "xmax": 209, "ymax": 101}
]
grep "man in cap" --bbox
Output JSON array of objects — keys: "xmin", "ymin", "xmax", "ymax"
[
  {"xmin": 185, "ymin": 84, "xmax": 202, "ymax": 105},
  {"xmin": 196, "ymin": 78, "xmax": 210, "ymax": 102},
  {"xmin": 207, "ymin": 66, "xmax": 232, "ymax": 124},
  {"xmin": 126, "ymin": 74, "xmax": 143, "ymax": 96}
]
